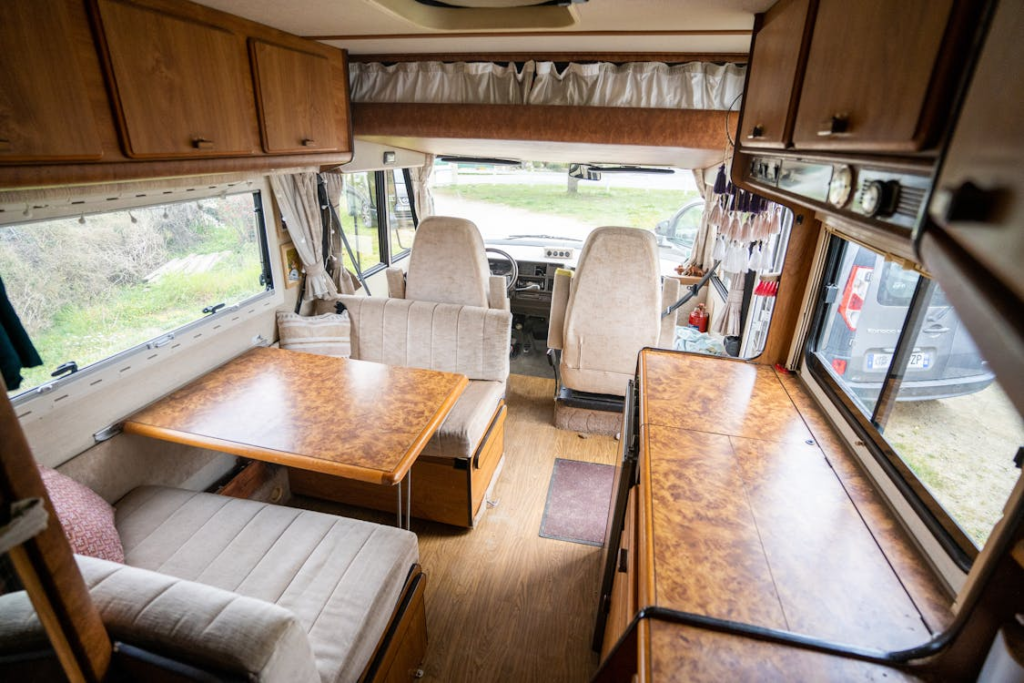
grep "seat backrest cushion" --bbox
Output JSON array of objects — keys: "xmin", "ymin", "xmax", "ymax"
[
  {"xmin": 561, "ymin": 227, "xmax": 662, "ymax": 396},
  {"xmin": 0, "ymin": 555, "xmax": 319, "ymax": 683},
  {"xmin": 340, "ymin": 296, "xmax": 510, "ymax": 382},
  {"xmin": 404, "ymin": 216, "xmax": 490, "ymax": 307}
]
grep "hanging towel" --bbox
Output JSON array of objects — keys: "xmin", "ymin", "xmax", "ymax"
[{"xmin": 0, "ymin": 275, "xmax": 43, "ymax": 391}]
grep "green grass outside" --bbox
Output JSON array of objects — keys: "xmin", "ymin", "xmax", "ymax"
[
  {"xmin": 15, "ymin": 253, "xmax": 262, "ymax": 394},
  {"xmin": 433, "ymin": 184, "xmax": 699, "ymax": 229}
]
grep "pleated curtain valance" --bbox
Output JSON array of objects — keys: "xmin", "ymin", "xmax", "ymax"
[{"xmin": 349, "ymin": 60, "xmax": 746, "ymax": 110}]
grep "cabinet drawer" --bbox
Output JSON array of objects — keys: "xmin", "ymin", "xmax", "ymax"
[
  {"xmin": 791, "ymin": 0, "xmax": 954, "ymax": 152},
  {"xmin": 96, "ymin": 0, "xmax": 260, "ymax": 159},
  {"xmin": 739, "ymin": 0, "xmax": 816, "ymax": 149},
  {"xmin": 0, "ymin": 0, "xmax": 103, "ymax": 162},
  {"xmin": 250, "ymin": 40, "xmax": 344, "ymax": 154}
]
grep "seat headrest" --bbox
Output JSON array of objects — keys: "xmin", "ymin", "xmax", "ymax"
[{"xmin": 405, "ymin": 216, "xmax": 491, "ymax": 307}]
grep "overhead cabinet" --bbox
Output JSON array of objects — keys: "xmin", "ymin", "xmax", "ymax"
[
  {"xmin": 95, "ymin": 0, "xmax": 262, "ymax": 159},
  {"xmin": 0, "ymin": 1, "xmax": 103, "ymax": 162},
  {"xmin": 250, "ymin": 40, "xmax": 346, "ymax": 154},
  {"xmin": 739, "ymin": 0, "xmax": 816, "ymax": 149},
  {"xmin": 739, "ymin": 0, "xmax": 972, "ymax": 154},
  {"xmin": 791, "ymin": 0, "xmax": 955, "ymax": 152}
]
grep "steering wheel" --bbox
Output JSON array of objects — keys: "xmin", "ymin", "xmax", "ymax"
[{"xmin": 485, "ymin": 247, "xmax": 519, "ymax": 295}]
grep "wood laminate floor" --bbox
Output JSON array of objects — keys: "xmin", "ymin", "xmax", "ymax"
[{"xmin": 295, "ymin": 374, "xmax": 618, "ymax": 683}]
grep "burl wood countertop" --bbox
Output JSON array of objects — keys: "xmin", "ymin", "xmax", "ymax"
[
  {"xmin": 124, "ymin": 346, "xmax": 468, "ymax": 485},
  {"xmin": 634, "ymin": 349, "xmax": 953, "ymax": 680}
]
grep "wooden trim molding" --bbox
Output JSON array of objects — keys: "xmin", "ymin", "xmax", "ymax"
[
  {"xmin": 0, "ymin": 386, "xmax": 112, "ymax": 682},
  {"xmin": 353, "ymin": 102, "xmax": 738, "ymax": 150},
  {"xmin": 308, "ymin": 29, "xmax": 753, "ymax": 41},
  {"xmin": 349, "ymin": 52, "xmax": 749, "ymax": 64}
]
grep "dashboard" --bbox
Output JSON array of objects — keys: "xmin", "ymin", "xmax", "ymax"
[
  {"xmin": 485, "ymin": 237, "xmax": 687, "ymax": 319},
  {"xmin": 485, "ymin": 241, "xmax": 577, "ymax": 318}
]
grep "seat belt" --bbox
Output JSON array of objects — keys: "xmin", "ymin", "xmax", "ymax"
[{"xmin": 662, "ymin": 260, "xmax": 722, "ymax": 319}]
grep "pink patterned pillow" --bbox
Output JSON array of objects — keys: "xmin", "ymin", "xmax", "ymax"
[{"xmin": 39, "ymin": 466, "xmax": 124, "ymax": 564}]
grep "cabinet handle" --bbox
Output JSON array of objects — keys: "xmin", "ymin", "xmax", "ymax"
[
  {"xmin": 0, "ymin": 139, "xmax": 11, "ymax": 152},
  {"xmin": 302, "ymin": 138, "xmax": 317, "ymax": 148},
  {"xmin": 747, "ymin": 124, "xmax": 765, "ymax": 139},
  {"xmin": 934, "ymin": 181, "xmax": 1009, "ymax": 225},
  {"xmin": 192, "ymin": 138, "xmax": 214, "ymax": 150},
  {"xmin": 817, "ymin": 114, "xmax": 850, "ymax": 137}
]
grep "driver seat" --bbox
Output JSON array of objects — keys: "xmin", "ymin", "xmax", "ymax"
[{"xmin": 386, "ymin": 216, "xmax": 509, "ymax": 310}]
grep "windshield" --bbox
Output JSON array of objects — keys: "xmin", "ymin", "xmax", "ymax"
[{"xmin": 431, "ymin": 160, "xmax": 702, "ymax": 266}]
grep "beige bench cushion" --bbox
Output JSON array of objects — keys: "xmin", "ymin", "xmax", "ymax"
[
  {"xmin": 115, "ymin": 487, "xmax": 418, "ymax": 683},
  {"xmin": 340, "ymin": 296, "xmax": 511, "ymax": 383},
  {"xmin": 0, "ymin": 555, "xmax": 319, "ymax": 683},
  {"xmin": 421, "ymin": 379, "xmax": 504, "ymax": 459}
]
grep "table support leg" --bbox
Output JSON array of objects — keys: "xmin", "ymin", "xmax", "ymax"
[
  {"xmin": 405, "ymin": 470, "xmax": 412, "ymax": 530},
  {"xmin": 396, "ymin": 479, "xmax": 403, "ymax": 528}
]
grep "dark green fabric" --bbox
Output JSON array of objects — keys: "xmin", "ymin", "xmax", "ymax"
[{"xmin": 0, "ymin": 275, "xmax": 43, "ymax": 391}]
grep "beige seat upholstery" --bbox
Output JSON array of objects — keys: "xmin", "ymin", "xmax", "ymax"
[
  {"xmin": 386, "ymin": 216, "xmax": 509, "ymax": 310},
  {"xmin": 0, "ymin": 486, "xmax": 419, "ymax": 683},
  {"xmin": 0, "ymin": 555, "xmax": 321, "ymax": 682},
  {"xmin": 548, "ymin": 226, "xmax": 676, "ymax": 397},
  {"xmin": 113, "ymin": 486, "xmax": 418, "ymax": 683},
  {"xmin": 340, "ymin": 295, "xmax": 511, "ymax": 460}
]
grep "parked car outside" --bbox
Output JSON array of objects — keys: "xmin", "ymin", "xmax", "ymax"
[{"xmin": 816, "ymin": 244, "xmax": 994, "ymax": 408}]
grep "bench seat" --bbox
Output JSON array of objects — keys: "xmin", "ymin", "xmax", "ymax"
[
  {"xmin": 115, "ymin": 486, "xmax": 418, "ymax": 683},
  {"xmin": 0, "ymin": 485, "xmax": 423, "ymax": 683},
  {"xmin": 421, "ymin": 379, "xmax": 504, "ymax": 459}
]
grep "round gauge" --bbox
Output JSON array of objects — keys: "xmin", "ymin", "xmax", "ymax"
[
  {"xmin": 828, "ymin": 165, "xmax": 854, "ymax": 208},
  {"xmin": 860, "ymin": 180, "xmax": 884, "ymax": 216},
  {"xmin": 859, "ymin": 179, "xmax": 899, "ymax": 217}
]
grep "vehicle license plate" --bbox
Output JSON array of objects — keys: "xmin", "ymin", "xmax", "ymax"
[{"xmin": 866, "ymin": 352, "xmax": 930, "ymax": 371}]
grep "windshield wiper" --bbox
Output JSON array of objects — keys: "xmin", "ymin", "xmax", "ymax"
[{"xmin": 502, "ymin": 234, "xmax": 583, "ymax": 242}]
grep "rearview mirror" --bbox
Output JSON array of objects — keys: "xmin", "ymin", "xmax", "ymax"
[{"xmin": 568, "ymin": 163, "xmax": 601, "ymax": 181}]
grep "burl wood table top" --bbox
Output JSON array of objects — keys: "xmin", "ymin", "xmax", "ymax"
[{"xmin": 124, "ymin": 347, "xmax": 468, "ymax": 485}]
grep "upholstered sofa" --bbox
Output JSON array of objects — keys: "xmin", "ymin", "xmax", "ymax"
[
  {"xmin": 291, "ymin": 296, "xmax": 512, "ymax": 528},
  {"xmin": 0, "ymin": 484, "xmax": 425, "ymax": 683}
]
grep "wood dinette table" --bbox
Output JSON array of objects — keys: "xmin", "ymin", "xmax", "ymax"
[{"xmin": 123, "ymin": 346, "xmax": 469, "ymax": 529}]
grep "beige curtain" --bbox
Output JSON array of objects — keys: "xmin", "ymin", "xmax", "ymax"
[
  {"xmin": 528, "ymin": 61, "xmax": 745, "ymax": 109},
  {"xmin": 269, "ymin": 173, "xmax": 338, "ymax": 301},
  {"xmin": 412, "ymin": 154, "xmax": 435, "ymax": 221},
  {"xmin": 712, "ymin": 277, "xmax": 744, "ymax": 337},
  {"xmin": 686, "ymin": 171, "xmax": 719, "ymax": 271},
  {"xmin": 350, "ymin": 61, "xmax": 746, "ymax": 110},
  {"xmin": 350, "ymin": 61, "xmax": 533, "ymax": 104}
]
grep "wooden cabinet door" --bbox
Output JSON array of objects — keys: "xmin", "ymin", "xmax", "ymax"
[
  {"xmin": 96, "ymin": 0, "xmax": 260, "ymax": 158},
  {"xmin": 739, "ymin": 0, "xmax": 816, "ymax": 149},
  {"xmin": 928, "ymin": 0, "xmax": 1024, "ymax": 306},
  {"xmin": 0, "ymin": 0, "xmax": 103, "ymax": 162},
  {"xmin": 791, "ymin": 0, "xmax": 954, "ymax": 152},
  {"xmin": 250, "ymin": 40, "xmax": 344, "ymax": 154}
]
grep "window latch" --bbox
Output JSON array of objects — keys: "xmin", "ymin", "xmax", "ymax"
[
  {"xmin": 822, "ymin": 284, "xmax": 839, "ymax": 305},
  {"xmin": 50, "ymin": 361, "xmax": 78, "ymax": 378},
  {"xmin": 203, "ymin": 302, "xmax": 226, "ymax": 316}
]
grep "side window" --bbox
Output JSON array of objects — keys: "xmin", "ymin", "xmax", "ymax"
[
  {"xmin": 337, "ymin": 170, "xmax": 418, "ymax": 274},
  {"xmin": 339, "ymin": 171, "xmax": 383, "ymax": 273},
  {"xmin": 808, "ymin": 236, "xmax": 1022, "ymax": 559},
  {"xmin": 2, "ymin": 191, "xmax": 271, "ymax": 398},
  {"xmin": 386, "ymin": 169, "xmax": 416, "ymax": 260}
]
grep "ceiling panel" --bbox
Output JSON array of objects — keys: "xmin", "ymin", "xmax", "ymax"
[{"xmin": 191, "ymin": 0, "xmax": 768, "ymax": 54}]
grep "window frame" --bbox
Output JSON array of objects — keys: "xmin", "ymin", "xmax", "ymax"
[
  {"xmin": 804, "ymin": 235, "xmax": 978, "ymax": 570},
  {"xmin": 7, "ymin": 184, "xmax": 280, "ymax": 409},
  {"xmin": 339, "ymin": 169, "xmax": 418, "ymax": 278}
]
